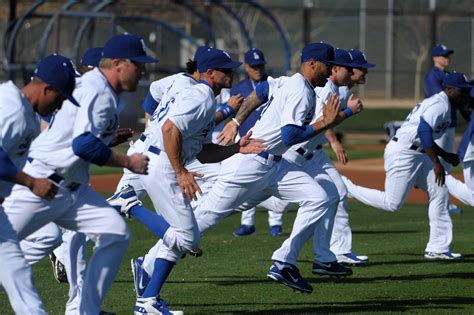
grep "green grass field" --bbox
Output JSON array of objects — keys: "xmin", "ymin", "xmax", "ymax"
[{"xmin": 1, "ymin": 197, "xmax": 472, "ymax": 314}]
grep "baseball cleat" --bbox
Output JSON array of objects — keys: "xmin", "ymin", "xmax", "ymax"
[
  {"xmin": 107, "ymin": 185, "xmax": 141, "ymax": 218},
  {"xmin": 131, "ymin": 257, "xmax": 150, "ymax": 298},
  {"xmin": 337, "ymin": 253, "xmax": 368, "ymax": 266},
  {"xmin": 424, "ymin": 251, "xmax": 461, "ymax": 260},
  {"xmin": 267, "ymin": 261, "xmax": 313, "ymax": 294},
  {"xmin": 312, "ymin": 260, "xmax": 353, "ymax": 276},
  {"xmin": 232, "ymin": 224, "xmax": 256, "ymax": 237},
  {"xmin": 134, "ymin": 297, "xmax": 183, "ymax": 315},
  {"xmin": 269, "ymin": 225, "xmax": 283, "ymax": 237},
  {"xmin": 49, "ymin": 253, "xmax": 68, "ymax": 283}
]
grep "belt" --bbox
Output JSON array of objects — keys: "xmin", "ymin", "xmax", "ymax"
[
  {"xmin": 139, "ymin": 134, "xmax": 147, "ymax": 142},
  {"xmin": 392, "ymin": 137, "xmax": 425, "ymax": 153},
  {"xmin": 27, "ymin": 157, "xmax": 80, "ymax": 191},
  {"xmin": 258, "ymin": 151, "xmax": 282, "ymax": 162},
  {"xmin": 296, "ymin": 147, "xmax": 314, "ymax": 160},
  {"xmin": 148, "ymin": 145, "xmax": 161, "ymax": 155}
]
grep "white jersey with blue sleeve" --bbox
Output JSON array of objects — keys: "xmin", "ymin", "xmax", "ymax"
[
  {"xmin": 28, "ymin": 68, "xmax": 121, "ymax": 183},
  {"xmin": 0, "ymin": 81, "xmax": 40, "ymax": 198},
  {"xmin": 249, "ymin": 73, "xmax": 316, "ymax": 156},
  {"xmin": 144, "ymin": 73, "xmax": 197, "ymax": 143},
  {"xmin": 144, "ymin": 73, "xmax": 191, "ymax": 115},
  {"xmin": 212, "ymin": 88, "xmax": 231, "ymax": 142},
  {"xmin": 296, "ymin": 79, "xmax": 339, "ymax": 151},
  {"xmin": 338, "ymin": 85, "xmax": 351, "ymax": 109},
  {"xmin": 146, "ymin": 82, "xmax": 216, "ymax": 162},
  {"xmin": 394, "ymin": 91, "xmax": 451, "ymax": 147}
]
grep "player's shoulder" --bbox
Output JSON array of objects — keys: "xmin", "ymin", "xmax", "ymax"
[
  {"xmin": 79, "ymin": 68, "xmax": 110, "ymax": 96},
  {"xmin": 0, "ymin": 81, "xmax": 29, "ymax": 116}
]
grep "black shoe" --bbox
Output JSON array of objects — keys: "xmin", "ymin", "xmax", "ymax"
[
  {"xmin": 49, "ymin": 253, "xmax": 68, "ymax": 283},
  {"xmin": 312, "ymin": 260, "xmax": 353, "ymax": 277}
]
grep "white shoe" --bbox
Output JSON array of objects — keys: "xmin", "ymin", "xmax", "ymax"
[
  {"xmin": 107, "ymin": 185, "xmax": 141, "ymax": 217},
  {"xmin": 424, "ymin": 251, "xmax": 461, "ymax": 260},
  {"xmin": 134, "ymin": 297, "xmax": 183, "ymax": 315},
  {"xmin": 337, "ymin": 253, "xmax": 368, "ymax": 265}
]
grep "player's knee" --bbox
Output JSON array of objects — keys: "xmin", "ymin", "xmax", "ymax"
[{"xmin": 386, "ymin": 201, "xmax": 402, "ymax": 212}]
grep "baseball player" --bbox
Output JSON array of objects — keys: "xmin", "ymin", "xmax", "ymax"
[
  {"xmin": 191, "ymin": 42, "xmax": 345, "ymax": 293},
  {"xmin": 17, "ymin": 47, "xmax": 106, "ymax": 286},
  {"xmin": 324, "ymin": 48, "xmax": 375, "ymax": 266},
  {"xmin": 343, "ymin": 72, "xmax": 472, "ymax": 260},
  {"xmin": 112, "ymin": 47, "xmax": 264, "ymax": 315},
  {"xmin": 0, "ymin": 54, "xmax": 78, "ymax": 314},
  {"xmin": 445, "ymin": 87, "xmax": 474, "ymax": 205},
  {"xmin": 424, "ymin": 44, "xmax": 462, "ymax": 214},
  {"xmin": 230, "ymin": 48, "xmax": 288, "ymax": 238},
  {"xmin": 2, "ymin": 34, "xmax": 155, "ymax": 314}
]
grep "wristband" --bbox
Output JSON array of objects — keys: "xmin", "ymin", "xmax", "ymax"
[
  {"xmin": 343, "ymin": 108, "xmax": 353, "ymax": 118},
  {"xmin": 217, "ymin": 103, "xmax": 236, "ymax": 120},
  {"xmin": 232, "ymin": 118, "xmax": 241, "ymax": 127}
]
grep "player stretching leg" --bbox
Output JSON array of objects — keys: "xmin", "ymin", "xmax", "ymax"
[
  {"xmin": 2, "ymin": 34, "xmax": 154, "ymax": 314},
  {"xmin": 0, "ymin": 55, "xmax": 77, "ymax": 314},
  {"xmin": 343, "ymin": 72, "xmax": 471, "ymax": 260},
  {"xmin": 117, "ymin": 48, "xmax": 263, "ymax": 315},
  {"xmin": 445, "ymin": 87, "xmax": 474, "ymax": 205}
]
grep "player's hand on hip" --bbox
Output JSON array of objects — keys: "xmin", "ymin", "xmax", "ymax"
[
  {"xmin": 347, "ymin": 94, "xmax": 363, "ymax": 114},
  {"xmin": 227, "ymin": 94, "xmax": 244, "ymax": 111},
  {"xmin": 30, "ymin": 178, "xmax": 58, "ymax": 201},
  {"xmin": 127, "ymin": 153, "xmax": 149, "ymax": 174},
  {"xmin": 176, "ymin": 170, "xmax": 203, "ymax": 201},
  {"xmin": 238, "ymin": 131, "xmax": 266, "ymax": 154},
  {"xmin": 330, "ymin": 140, "xmax": 348, "ymax": 165},
  {"xmin": 445, "ymin": 153, "xmax": 460, "ymax": 167},
  {"xmin": 109, "ymin": 128, "xmax": 134, "ymax": 147},
  {"xmin": 433, "ymin": 161, "xmax": 445, "ymax": 186},
  {"xmin": 322, "ymin": 93, "xmax": 341, "ymax": 126},
  {"xmin": 217, "ymin": 120, "xmax": 239, "ymax": 145}
]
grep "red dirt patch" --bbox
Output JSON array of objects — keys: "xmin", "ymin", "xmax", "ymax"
[{"xmin": 91, "ymin": 159, "xmax": 463, "ymax": 205}]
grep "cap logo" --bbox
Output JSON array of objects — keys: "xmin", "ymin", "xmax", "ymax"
[
  {"xmin": 463, "ymin": 74, "xmax": 468, "ymax": 82},
  {"xmin": 362, "ymin": 53, "xmax": 367, "ymax": 62},
  {"xmin": 253, "ymin": 52, "xmax": 260, "ymax": 60},
  {"xmin": 140, "ymin": 39, "xmax": 147, "ymax": 53},
  {"xmin": 441, "ymin": 44, "xmax": 447, "ymax": 50},
  {"xmin": 348, "ymin": 52, "xmax": 354, "ymax": 61},
  {"xmin": 222, "ymin": 50, "xmax": 231, "ymax": 59}
]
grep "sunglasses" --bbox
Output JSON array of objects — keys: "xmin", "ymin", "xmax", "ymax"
[{"xmin": 214, "ymin": 68, "xmax": 233, "ymax": 74}]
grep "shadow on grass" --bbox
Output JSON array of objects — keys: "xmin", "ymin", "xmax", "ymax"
[{"xmin": 183, "ymin": 297, "xmax": 474, "ymax": 314}]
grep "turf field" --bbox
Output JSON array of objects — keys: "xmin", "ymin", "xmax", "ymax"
[{"xmin": 1, "ymin": 197, "xmax": 472, "ymax": 314}]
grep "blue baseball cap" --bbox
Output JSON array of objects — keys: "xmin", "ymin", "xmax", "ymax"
[
  {"xmin": 432, "ymin": 44, "xmax": 454, "ymax": 57},
  {"xmin": 102, "ymin": 34, "xmax": 158, "ymax": 63},
  {"xmin": 349, "ymin": 49, "xmax": 375, "ymax": 68},
  {"xmin": 194, "ymin": 46, "xmax": 209, "ymax": 64},
  {"xmin": 330, "ymin": 48, "xmax": 358, "ymax": 68},
  {"xmin": 245, "ymin": 48, "xmax": 266, "ymax": 66},
  {"xmin": 80, "ymin": 47, "xmax": 103, "ymax": 67},
  {"xmin": 197, "ymin": 47, "xmax": 242, "ymax": 73},
  {"xmin": 301, "ymin": 42, "xmax": 335, "ymax": 64},
  {"xmin": 442, "ymin": 72, "xmax": 472, "ymax": 89},
  {"xmin": 34, "ymin": 54, "xmax": 80, "ymax": 107}
]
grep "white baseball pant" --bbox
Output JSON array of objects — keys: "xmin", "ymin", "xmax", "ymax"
[
  {"xmin": 3, "ymin": 180, "xmax": 130, "ymax": 315},
  {"xmin": 343, "ymin": 140, "xmax": 452, "ymax": 253},
  {"xmin": 446, "ymin": 160, "xmax": 474, "ymax": 206},
  {"xmin": 194, "ymin": 153, "xmax": 339, "ymax": 266},
  {"xmin": 239, "ymin": 197, "xmax": 289, "ymax": 227},
  {"xmin": 0, "ymin": 205, "xmax": 47, "ymax": 315}
]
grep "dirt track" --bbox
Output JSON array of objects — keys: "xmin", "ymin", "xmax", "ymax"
[{"xmin": 90, "ymin": 158, "xmax": 464, "ymax": 205}]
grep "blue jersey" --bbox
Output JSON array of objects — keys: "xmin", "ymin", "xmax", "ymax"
[
  {"xmin": 424, "ymin": 67, "xmax": 456, "ymax": 127},
  {"xmin": 230, "ymin": 77, "xmax": 267, "ymax": 136},
  {"xmin": 424, "ymin": 66, "xmax": 447, "ymax": 98}
]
